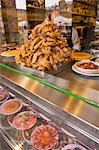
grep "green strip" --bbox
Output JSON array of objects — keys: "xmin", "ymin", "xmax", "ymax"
[{"xmin": 0, "ymin": 63, "xmax": 99, "ymax": 108}]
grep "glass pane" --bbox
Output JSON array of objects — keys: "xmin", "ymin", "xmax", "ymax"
[{"xmin": 0, "ymin": 135, "xmax": 11, "ymax": 150}]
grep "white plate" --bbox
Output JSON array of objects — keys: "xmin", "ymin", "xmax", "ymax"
[
  {"xmin": 62, "ymin": 144, "xmax": 86, "ymax": 150},
  {"xmin": 74, "ymin": 60, "xmax": 99, "ymax": 74},
  {"xmin": 72, "ymin": 65, "xmax": 99, "ymax": 77},
  {"xmin": 0, "ymin": 98, "xmax": 22, "ymax": 115}
]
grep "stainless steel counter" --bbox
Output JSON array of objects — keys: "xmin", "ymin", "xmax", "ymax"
[
  {"xmin": 0, "ymin": 59, "xmax": 99, "ymax": 125},
  {"xmin": 56, "ymin": 64, "xmax": 99, "ymax": 104},
  {"xmin": 0, "ymin": 59, "xmax": 99, "ymax": 149}
]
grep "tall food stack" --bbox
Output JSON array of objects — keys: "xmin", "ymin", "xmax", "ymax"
[{"xmin": 15, "ymin": 20, "xmax": 71, "ymax": 71}]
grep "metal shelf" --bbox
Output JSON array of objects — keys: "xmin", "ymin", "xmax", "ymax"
[
  {"xmin": 61, "ymin": 10, "xmax": 96, "ymax": 18},
  {"xmin": 74, "ymin": 0, "xmax": 97, "ymax": 7},
  {"xmin": 27, "ymin": 5, "xmax": 46, "ymax": 11},
  {"xmin": 72, "ymin": 12, "xmax": 96, "ymax": 18}
]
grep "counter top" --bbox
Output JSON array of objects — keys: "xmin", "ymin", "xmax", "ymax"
[{"xmin": 0, "ymin": 59, "xmax": 99, "ymax": 130}]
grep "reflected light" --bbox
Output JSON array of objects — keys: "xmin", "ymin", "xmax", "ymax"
[
  {"xmin": 64, "ymin": 96, "xmax": 84, "ymax": 116},
  {"xmin": 15, "ymin": 145, "xmax": 22, "ymax": 150}
]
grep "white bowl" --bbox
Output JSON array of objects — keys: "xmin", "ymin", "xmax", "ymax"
[{"xmin": 74, "ymin": 60, "xmax": 99, "ymax": 74}]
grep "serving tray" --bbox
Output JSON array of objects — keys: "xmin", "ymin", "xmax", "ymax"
[{"xmin": 18, "ymin": 62, "xmax": 71, "ymax": 79}]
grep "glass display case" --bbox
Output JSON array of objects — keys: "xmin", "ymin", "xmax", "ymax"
[
  {"xmin": 0, "ymin": 63, "xmax": 99, "ymax": 150},
  {"xmin": 0, "ymin": 83, "xmax": 98, "ymax": 150},
  {"xmin": 0, "ymin": 1, "xmax": 99, "ymax": 149}
]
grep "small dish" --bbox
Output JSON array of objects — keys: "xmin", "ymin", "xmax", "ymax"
[
  {"xmin": 72, "ymin": 65, "xmax": 99, "ymax": 77},
  {"xmin": 74, "ymin": 60, "xmax": 99, "ymax": 74},
  {"xmin": 12, "ymin": 111, "xmax": 37, "ymax": 130},
  {"xmin": 0, "ymin": 98, "xmax": 22, "ymax": 115}
]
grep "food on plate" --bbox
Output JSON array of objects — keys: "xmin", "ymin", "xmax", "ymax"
[
  {"xmin": 0, "ymin": 99, "xmax": 22, "ymax": 115},
  {"xmin": 73, "ymin": 60, "xmax": 99, "ymax": 75},
  {"xmin": 3, "ymin": 100, "xmax": 21, "ymax": 113},
  {"xmin": 77, "ymin": 62, "xmax": 99, "ymax": 70},
  {"xmin": 31, "ymin": 125, "xmax": 58, "ymax": 150},
  {"xmin": 1, "ymin": 50, "xmax": 20, "ymax": 57},
  {"xmin": 12, "ymin": 111, "xmax": 37, "ymax": 130},
  {"xmin": 71, "ymin": 52, "xmax": 93, "ymax": 60},
  {"xmin": 15, "ymin": 20, "xmax": 71, "ymax": 71}
]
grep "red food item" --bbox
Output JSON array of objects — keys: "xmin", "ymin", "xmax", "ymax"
[
  {"xmin": 31, "ymin": 125, "xmax": 58, "ymax": 150},
  {"xmin": 12, "ymin": 111, "xmax": 37, "ymax": 130},
  {"xmin": 78, "ymin": 62, "xmax": 99, "ymax": 70}
]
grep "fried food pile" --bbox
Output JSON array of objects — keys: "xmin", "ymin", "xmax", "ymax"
[{"xmin": 15, "ymin": 20, "xmax": 71, "ymax": 71}]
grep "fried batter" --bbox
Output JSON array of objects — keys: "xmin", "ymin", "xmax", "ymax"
[{"xmin": 15, "ymin": 20, "xmax": 71, "ymax": 71}]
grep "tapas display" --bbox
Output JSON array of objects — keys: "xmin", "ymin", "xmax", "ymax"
[
  {"xmin": 12, "ymin": 111, "xmax": 37, "ymax": 130},
  {"xmin": 72, "ymin": 65, "xmax": 99, "ymax": 76},
  {"xmin": 31, "ymin": 125, "xmax": 58, "ymax": 150},
  {"xmin": 0, "ymin": 98, "xmax": 22, "ymax": 115}
]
